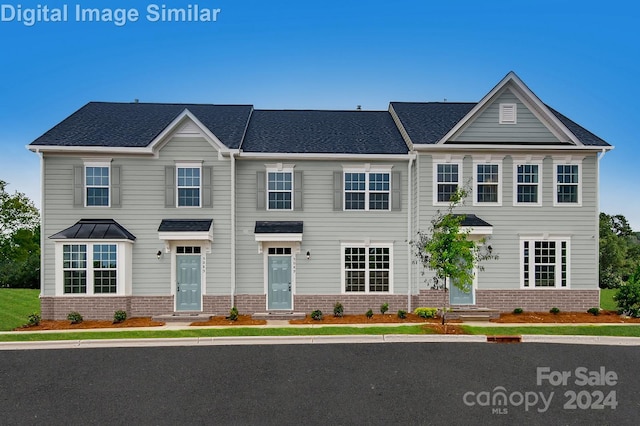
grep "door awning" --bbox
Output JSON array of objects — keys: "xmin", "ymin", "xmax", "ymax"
[
  {"xmin": 254, "ymin": 221, "xmax": 303, "ymax": 242},
  {"xmin": 454, "ymin": 214, "xmax": 493, "ymax": 238},
  {"xmin": 158, "ymin": 219, "xmax": 213, "ymax": 241}
]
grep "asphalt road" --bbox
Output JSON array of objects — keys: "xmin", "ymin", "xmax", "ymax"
[{"xmin": 1, "ymin": 342, "xmax": 638, "ymax": 425}]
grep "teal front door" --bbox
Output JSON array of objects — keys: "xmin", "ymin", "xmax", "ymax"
[
  {"xmin": 449, "ymin": 276, "xmax": 475, "ymax": 305},
  {"xmin": 268, "ymin": 255, "xmax": 292, "ymax": 310},
  {"xmin": 176, "ymin": 254, "xmax": 201, "ymax": 311}
]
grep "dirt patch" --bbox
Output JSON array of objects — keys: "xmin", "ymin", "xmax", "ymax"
[
  {"xmin": 15, "ymin": 317, "xmax": 165, "ymax": 331},
  {"xmin": 493, "ymin": 311, "xmax": 640, "ymax": 323},
  {"xmin": 289, "ymin": 313, "xmax": 460, "ymax": 325},
  {"xmin": 190, "ymin": 315, "xmax": 267, "ymax": 326}
]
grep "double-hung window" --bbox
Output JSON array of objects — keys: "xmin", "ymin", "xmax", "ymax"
[
  {"xmin": 267, "ymin": 170, "xmax": 293, "ymax": 210},
  {"xmin": 85, "ymin": 165, "xmax": 110, "ymax": 206},
  {"xmin": 474, "ymin": 159, "xmax": 502, "ymax": 205},
  {"xmin": 554, "ymin": 160, "xmax": 581, "ymax": 205},
  {"xmin": 344, "ymin": 170, "xmax": 390, "ymax": 211},
  {"xmin": 521, "ymin": 238, "xmax": 569, "ymax": 288},
  {"xmin": 514, "ymin": 159, "xmax": 542, "ymax": 206},
  {"xmin": 433, "ymin": 159, "xmax": 462, "ymax": 205},
  {"xmin": 177, "ymin": 165, "xmax": 201, "ymax": 207},
  {"xmin": 343, "ymin": 244, "xmax": 392, "ymax": 293},
  {"xmin": 63, "ymin": 243, "xmax": 119, "ymax": 294}
]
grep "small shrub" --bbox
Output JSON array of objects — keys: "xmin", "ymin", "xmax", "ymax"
[
  {"xmin": 414, "ymin": 307, "xmax": 438, "ymax": 319},
  {"xmin": 587, "ymin": 307, "xmax": 600, "ymax": 316},
  {"xmin": 67, "ymin": 311, "xmax": 83, "ymax": 324},
  {"xmin": 113, "ymin": 310, "xmax": 127, "ymax": 323},
  {"xmin": 333, "ymin": 302, "xmax": 344, "ymax": 318},
  {"xmin": 615, "ymin": 267, "xmax": 640, "ymax": 317},
  {"xmin": 397, "ymin": 309, "xmax": 407, "ymax": 319},
  {"xmin": 365, "ymin": 309, "xmax": 373, "ymax": 319},
  {"xmin": 311, "ymin": 309, "xmax": 323, "ymax": 321},
  {"xmin": 380, "ymin": 302, "xmax": 389, "ymax": 315},
  {"xmin": 227, "ymin": 306, "xmax": 239, "ymax": 321},
  {"xmin": 549, "ymin": 307, "xmax": 560, "ymax": 315},
  {"xmin": 27, "ymin": 312, "xmax": 41, "ymax": 326},
  {"xmin": 513, "ymin": 308, "xmax": 524, "ymax": 315}
]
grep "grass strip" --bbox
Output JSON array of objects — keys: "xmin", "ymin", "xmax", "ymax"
[
  {"xmin": 0, "ymin": 325, "xmax": 434, "ymax": 342},
  {"xmin": 463, "ymin": 325, "xmax": 640, "ymax": 337},
  {"xmin": 600, "ymin": 288, "xmax": 617, "ymax": 311}
]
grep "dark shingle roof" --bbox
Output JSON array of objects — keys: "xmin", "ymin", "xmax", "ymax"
[
  {"xmin": 241, "ymin": 110, "xmax": 409, "ymax": 154},
  {"xmin": 255, "ymin": 221, "xmax": 303, "ymax": 234},
  {"xmin": 391, "ymin": 102, "xmax": 611, "ymax": 147},
  {"xmin": 454, "ymin": 214, "xmax": 492, "ymax": 228},
  {"xmin": 30, "ymin": 102, "xmax": 253, "ymax": 149},
  {"xmin": 49, "ymin": 219, "xmax": 136, "ymax": 241},
  {"xmin": 158, "ymin": 219, "xmax": 213, "ymax": 232}
]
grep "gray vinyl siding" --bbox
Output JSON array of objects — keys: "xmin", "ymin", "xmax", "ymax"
[
  {"xmin": 40, "ymin": 135, "xmax": 233, "ymax": 297},
  {"xmin": 235, "ymin": 160, "xmax": 409, "ymax": 296},
  {"xmin": 416, "ymin": 152, "xmax": 599, "ymax": 292},
  {"xmin": 453, "ymin": 89, "xmax": 561, "ymax": 143}
]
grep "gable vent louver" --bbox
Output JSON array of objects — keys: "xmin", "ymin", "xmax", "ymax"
[{"xmin": 499, "ymin": 103, "xmax": 517, "ymax": 124}]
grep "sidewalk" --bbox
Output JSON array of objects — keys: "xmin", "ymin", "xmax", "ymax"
[{"xmin": 1, "ymin": 320, "xmax": 640, "ymax": 350}]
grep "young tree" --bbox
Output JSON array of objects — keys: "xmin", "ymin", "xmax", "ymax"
[
  {"xmin": 599, "ymin": 212, "xmax": 640, "ymax": 288},
  {"xmin": 0, "ymin": 180, "xmax": 40, "ymax": 288},
  {"xmin": 412, "ymin": 187, "xmax": 496, "ymax": 324}
]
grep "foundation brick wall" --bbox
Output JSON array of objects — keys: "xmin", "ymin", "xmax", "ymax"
[
  {"xmin": 203, "ymin": 295, "xmax": 234, "ymax": 315},
  {"xmin": 234, "ymin": 294, "xmax": 267, "ymax": 314},
  {"xmin": 129, "ymin": 296, "xmax": 174, "ymax": 317},
  {"xmin": 40, "ymin": 296, "xmax": 131, "ymax": 321},
  {"xmin": 475, "ymin": 289, "xmax": 600, "ymax": 312},
  {"xmin": 294, "ymin": 295, "xmax": 409, "ymax": 315}
]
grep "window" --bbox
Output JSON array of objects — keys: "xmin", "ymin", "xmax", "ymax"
[
  {"xmin": 344, "ymin": 171, "xmax": 390, "ymax": 210},
  {"xmin": 86, "ymin": 166, "xmax": 110, "ymax": 206},
  {"xmin": 177, "ymin": 166, "xmax": 201, "ymax": 207},
  {"xmin": 435, "ymin": 163, "xmax": 461, "ymax": 203},
  {"xmin": 343, "ymin": 244, "xmax": 392, "ymax": 292},
  {"xmin": 555, "ymin": 164, "xmax": 580, "ymax": 205},
  {"xmin": 63, "ymin": 244, "xmax": 87, "ymax": 293},
  {"xmin": 93, "ymin": 244, "xmax": 117, "ymax": 294},
  {"xmin": 475, "ymin": 163, "xmax": 501, "ymax": 204},
  {"xmin": 63, "ymin": 244, "xmax": 118, "ymax": 294},
  {"xmin": 177, "ymin": 246, "xmax": 201, "ymax": 254},
  {"xmin": 268, "ymin": 171, "xmax": 293, "ymax": 210},
  {"xmin": 499, "ymin": 103, "xmax": 517, "ymax": 124},
  {"xmin": 268, "ymin": 247, "xmax": 292, "ymax": 255},
  {"xmin": 514, "ymin": 163, "xmax": 541, "ymax": 205},
  {"xmin": 522, "ymin": 239, "xmax": 569, "ymax": 288}
]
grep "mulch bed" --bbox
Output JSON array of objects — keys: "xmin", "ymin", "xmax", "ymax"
[
  {"xmin": 190, "ymin": 315, "xmax": 267, "ymax": 326},
  {"xmin": 492, "ymin": 311, "xmax": 640, "ymax": 323},
  {"xmin": 15, "ymin": 317, "xmax": 165, "ymax": 331},
  {"xmin": 289, "ymin": 313, "xmax": 461, "ymax": 324}
]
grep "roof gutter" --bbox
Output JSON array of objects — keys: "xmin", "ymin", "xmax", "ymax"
[{"xmin": 412, "ymin": 144, "xmax": 614, "ymax": 152}]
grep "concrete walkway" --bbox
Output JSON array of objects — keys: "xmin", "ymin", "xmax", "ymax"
[{"xmin": 1, "ymin": 320, "xmax": 640, "ymax": 350}]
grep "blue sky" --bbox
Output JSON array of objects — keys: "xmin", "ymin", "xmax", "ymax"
[{"xmin": 0, "ymin": 0, "xmax": 638, "ymax": 227}]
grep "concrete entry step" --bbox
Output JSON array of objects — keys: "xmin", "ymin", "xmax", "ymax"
[
  {"xmin": 252, "ymin": 312, "xmax": 306, "ymax": 321},
  {"xmin": 446, "ymin": 307, "xmax": 500, "ymax": 321},
  {"xmin": 152, "ymin": 312, "xmax": 215, "ymax": 323}
]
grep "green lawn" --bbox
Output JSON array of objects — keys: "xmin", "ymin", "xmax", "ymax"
[
  {"xmin": 600, "ymin": 288, "xmax": 617, "ymax": 311},
  {"xmin": 0, "ymin": 289, "xmax": 39, "ymax": 331},
  {"xmin": 0, "ymin": 325, "xmax": 433, "ymax": 341},
  {"xmin": 463, "ymin": 325, "xmax": 640, "ymax": 337}
]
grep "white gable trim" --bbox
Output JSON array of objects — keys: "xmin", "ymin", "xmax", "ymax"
[
  {"xmin": 147, "ymin": 109, "xmax": 229, "ymax": 154},
  {"xmin": 437, "ymin": 72, "xmax": 583, "ymax": 146}
]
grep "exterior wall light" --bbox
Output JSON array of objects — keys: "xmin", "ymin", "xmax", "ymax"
[
  {"xmin": 306, "ymin": 251, "xmax": 311, "ymax": 260},
  {"xmin": 156, "ymin": 250, "xmax": 162, "ymax": 260}
]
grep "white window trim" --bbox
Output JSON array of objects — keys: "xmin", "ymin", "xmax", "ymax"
[
  {"xmin": 84, "ymin": 161, "xmax": 111, "ymax": 208},
  {"xmin": 54, "ymin": 240, "xmax": 133, "ymax": 297},
  {"xmin": 513, "ymin": 157, "xmax": 543, "ymax": 207},
  {"xmin": 499, "ymin": 103, "xmax": 517, "ymax": 124},
  {"xmin": 340, "ymin": 241, "xmax": 394, "ymax": 294},
  {"xmin": 175, "ymin": 162, "xmax": 202, "ymax": 208},
  {"xmin": 519, "ymin": 235, "xmax": 571, "ymax": 289},
  {"xmin": 343, "ymin": 165, "xmax": 392, "ymax": 211},
  {"xmin": 266, "ymin": 166, "xmax": 294, "ymax": 211},
  {"xmin": 472, "ymin": 156, "xmax": 503, "ymax": 206},
  {"xmin": 432, "ymin": 157, "xmax": 463, "ymax": 206},
  {"xmin": 553, "ymin": 157, "xmax": 583, "ymax": 207}
]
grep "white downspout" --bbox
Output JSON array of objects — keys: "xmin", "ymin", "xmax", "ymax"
[
  {"xmin": 407, "ymin": 153, "xmax": 416, "ymax": 312},
  {"xmin": 596, "ymin": 148, "xmax": 607, "ymax": 298},
  {"xmin": 230, "ymin": 152, "xmax": 237, "ymax": 308},
  {"xmin": 38, "ymin": 151, "xmax": 44, "ymax": 299}
]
